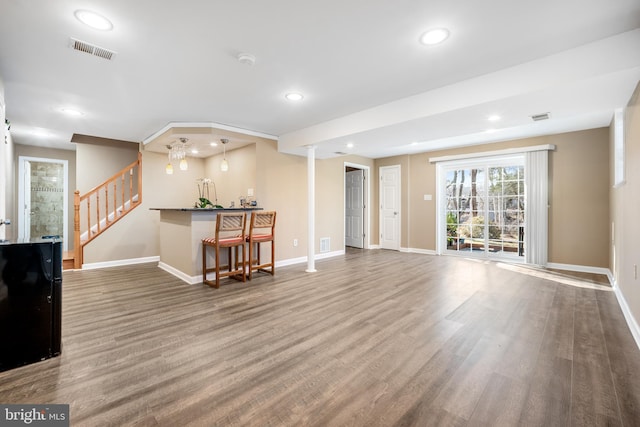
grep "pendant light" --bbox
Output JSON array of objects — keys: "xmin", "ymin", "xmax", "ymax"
[
  {"xmin": 220, "ymin": 139, "xmax": 229, "ymax": 172},
  {"xmin": 165, "ymin": 145, "xmax": 174, "ymax": 175},
  {"xmin": 165, "ymin": 138, "xmax": 189, "ymax": 174},
  {"xmin": 178, "ymin": 138, "xmax": 189, "ymax": 171}
]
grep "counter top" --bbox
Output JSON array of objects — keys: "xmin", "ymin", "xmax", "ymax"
[{"xmin": 0, "ymin": 237, "xmax": 64, "ymax": 245}]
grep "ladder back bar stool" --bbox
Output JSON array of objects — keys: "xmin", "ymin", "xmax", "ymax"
[
  {"xmin": 202, "ymin": 212, "xmax": 247, "ymax": 288},
  {"xmin": 246, "ymin": 211, "xmax": 276, "ymax": 280}
]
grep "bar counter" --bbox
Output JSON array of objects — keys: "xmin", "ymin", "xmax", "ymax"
[{"xmin": 150, "ymin": 207, "xmax": 262, "ymax": 284}]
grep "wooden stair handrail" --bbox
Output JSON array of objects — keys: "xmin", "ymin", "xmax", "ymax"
[{"xmin": 73, "ymin": 152, "xmax": 142, "ymax": 269}]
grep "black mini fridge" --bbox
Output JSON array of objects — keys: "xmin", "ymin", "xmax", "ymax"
[{"xmin": 0, "ymin": 239, "xmax": 62, "ymax": 372}]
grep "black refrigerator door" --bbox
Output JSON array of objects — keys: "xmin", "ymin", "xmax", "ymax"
[{"xmin": 0, "ymin": 242, "xmax": 56, "ymax": 372}]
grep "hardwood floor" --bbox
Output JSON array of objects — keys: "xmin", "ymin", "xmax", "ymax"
[{"xmin": 1, "ymin": 249, "xmax": 640, "ymax": 426}]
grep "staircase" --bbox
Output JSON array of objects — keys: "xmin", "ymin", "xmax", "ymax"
[{"xmin": 72, "ymin": 152, "xmax": 142, "ymax": 269}]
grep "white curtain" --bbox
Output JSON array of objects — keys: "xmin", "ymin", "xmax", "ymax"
[{"xmin": 524, "ymin": 150, "xmax": 549, "ymax": 266}]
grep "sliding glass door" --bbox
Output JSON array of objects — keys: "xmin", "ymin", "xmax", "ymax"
[{"xmin": 443, "ymin": 157, "xmax": 524, "ymax": 260}]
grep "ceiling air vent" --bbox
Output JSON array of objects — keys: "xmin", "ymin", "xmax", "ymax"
[
  {"xmin": 530, "ymin": 112, "xmax": 551, "ymax": 122},
  {"xmin": 334, "ymin": 151, "xmax": 347, "ymax": 156},
  {"xmin": 68, "ymin": 37, "xmax": 116, "ymax": 61}
]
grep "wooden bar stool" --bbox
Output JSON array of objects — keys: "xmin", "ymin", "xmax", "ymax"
[
  {"xmin": 202, "ymin": 212, "xmax": 247, "ymax": 288},
  {"xmin": 246, "ymin": 211, "xmax": 276, "ymax": 280}
]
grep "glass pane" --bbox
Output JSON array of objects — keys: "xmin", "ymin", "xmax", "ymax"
[
  {"xmin": 488, "ymin": 239, "xmax": 502, "ymax": 253},
  {"xmin": 445, "ymin": 163, "xmax": 524, "ymax": 258}
]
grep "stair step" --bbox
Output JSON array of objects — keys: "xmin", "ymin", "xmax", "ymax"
[{"xmin": 63, "ymin": 251, "xmax": 75, "ymax": 271}]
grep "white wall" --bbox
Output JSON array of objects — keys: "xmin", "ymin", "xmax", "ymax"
[{"xmin": 0, "ymin": 75, "xmax": 15, "ymax": 241}]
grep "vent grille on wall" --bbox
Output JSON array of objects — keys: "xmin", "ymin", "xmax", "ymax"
[
  {"xmin": 68, "ymin": 37, "xmax": 116, "ymax": 60},
  {"xmin": 530, "ymin": 112, "xmax": 551, "ymax": 121},
  {"xmin": 320, "ymin": 237, "xmax": 330, "ymax": 253}
]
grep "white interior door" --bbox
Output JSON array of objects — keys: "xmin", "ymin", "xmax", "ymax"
[
  {"xmin": 379, "ymin": 165, "xmax": 400, "ymax": 250},
  {"xmin": 345, "ymin": 169, "xmax": 364, "ymax": 248}
]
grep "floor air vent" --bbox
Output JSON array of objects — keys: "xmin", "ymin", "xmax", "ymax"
[{"xmin": 69, "ymin": 38, "xmax": 116, "ymax": 61}]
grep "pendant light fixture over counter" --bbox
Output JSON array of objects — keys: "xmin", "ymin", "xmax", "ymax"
[
  {"xmin": 165, "ymin": 137, "xmax": 189, "ymax": 175},
  {"xmin": 220, "ymin": 138, "xmax": 229, "ymax": 172}
]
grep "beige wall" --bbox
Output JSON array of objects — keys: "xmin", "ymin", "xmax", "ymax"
[
  {"xmin": 205, "ymin": 144, "xmax": 256, "ymax": 207},
  {"xmin": 255, "ymin": 140, "xmax": 307, "ymax": 262},
  {"xmin": 373, "ymin": 128, "xmax": 610, "ymax": 267},
  {"xmin": 548, "ymin": 128, "xmax": 610, "ymax": 266},
  {"xmin": 75, "ymin": 140, "xmax": 139, "ymax": 193},
  {"xmin": 13, "ymin": 145, "xmax": 77, "ymax": 248},
  {"xmin": 0, "ymin": 76, "xmax": 11, "ymax": 241},
  {"xmin": 611, "ymin": 81, "xmax": 640, "ymax": 332}
]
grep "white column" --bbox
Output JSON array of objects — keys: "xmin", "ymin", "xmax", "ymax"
[{"xmin": 306, "ymin": 145, "xmax": 316, "ymax": 273}]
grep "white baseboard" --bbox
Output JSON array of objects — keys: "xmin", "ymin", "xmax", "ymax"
[
  {"xmin": 317, "ymin": 249, "xmax": 345, "ymax": 260},
  {"xmin": 82, "ymin": 256, "xmax": 159, "ymax": 270},
  {"xmin": 275, "ymin": 256, "xmax": 308, "ymax": 268},
  {"xmin": 275, "ymin": 249, "xmax": 345, "ymax": 268},
  {"xmin": 545, "ymin": 262, "xmax": 611, "ymax": 277},
  {"xmin": 158, "ymin": 262, "xmax": 200, "ymax": 285},
  {"xmin": 157, "ymin": 249, "xmax": 348, "ymax": 285},
  {"xmin": 404, "ymin": 247, "xmax": 437, "ymax": 255}
]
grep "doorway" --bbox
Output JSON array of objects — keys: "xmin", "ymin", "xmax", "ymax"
[
  {"xmin": 344, "ymin": 163, "xmax": 370, "ymax": 249},
  {"xmin": 18, "ymin": 156, "xmax": 69, "ymax": 250}
]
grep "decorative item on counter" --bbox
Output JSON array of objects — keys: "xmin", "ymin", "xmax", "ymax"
[{"xmin": 196, "ymin": 178, "xmax": 223, "ymax": 209}]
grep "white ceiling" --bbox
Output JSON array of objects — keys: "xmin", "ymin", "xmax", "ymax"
[{"xmin": 1, "ymin": 1, "xmax": 639, "ymax": 159}]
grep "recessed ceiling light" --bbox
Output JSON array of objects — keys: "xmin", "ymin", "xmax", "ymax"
[
  {"xmin": 74, "ymin": 10, "xmax": 113, "ymax": 31},
  {"xmin": 488, "ymin": 115, "xmax": 501, "ymax": 122},
  {"xmin": 420, "ymin": 28, "xmax": 450, "ymax": 45},
  {"xmin": 285, "ymin": 92, "xmax": 304, "ymax": 101},
  {"xmin": 191, "ymin": 149, "xmax": 199, "ymax": 154},
  {"xmin": 60, "ymin": 108, "xmax": 84, "ymax": 117},
  {"xmin": 346, "ymin": 142, "xmax": 354, "ymax": 148},
  {"xmin": 210, "ymin": 142, "xmax": 218, "ymax": 147}
]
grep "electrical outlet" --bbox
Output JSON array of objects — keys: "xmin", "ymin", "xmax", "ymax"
[
  {"xmin": 247, "ymin": 188, "xmax": 254, "ymax": 197},
  {"xmin": 293, "ymin": 239, "xmax": 298, "ymax": 247}
]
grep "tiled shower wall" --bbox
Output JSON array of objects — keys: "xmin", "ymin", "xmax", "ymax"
[{"xmin": 30, "ymin": 161, "xmax": 64, "ymax": 238}]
